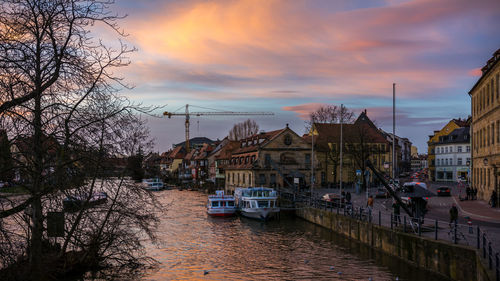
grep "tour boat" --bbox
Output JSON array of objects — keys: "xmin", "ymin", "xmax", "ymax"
[
  {"xmin": 207, "ymin": 190, "xmax": 237, "ymax": 217},
  {"xmin": 142, "ymin": 178, "xmax": 164, "ymax": 191},
  {"xmin": 63, "ymin": 191, "xmax": 108, "ymax": 211},
  {"xmin": 234, "ymin": 187, "xmax": 280, "ymax": 220}
]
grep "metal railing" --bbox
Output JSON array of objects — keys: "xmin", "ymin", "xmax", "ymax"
[{"xmin": 288, "ymin": 193, "xmax": 500, "ymax": 281}]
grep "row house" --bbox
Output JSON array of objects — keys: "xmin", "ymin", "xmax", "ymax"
[
  {"xmin": 224, "ymin": 125, "xmax": 318, "ymax": 193},
  {"xmin": 207, "ymin": 138, "xmax": 240, "ymax": 188},
  {"xmin": 178, "ymin": 142, "xmax": 216, "ymax": 184},
  {"xmin": 159, "ymin": 146, "xmax": 185, "ymax": 177},
  {"xmin": 469, "ymin": 48, "xmax": 500, "ymax": 202}
]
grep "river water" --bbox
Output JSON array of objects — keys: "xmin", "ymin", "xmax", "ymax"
[{"xmin": 140, "ymin": 190, "xmax": 442, "ymax": 281}]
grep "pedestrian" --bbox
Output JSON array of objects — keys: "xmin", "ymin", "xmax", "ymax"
[
  {"xmin": 465, "ymin": 186, "xmax": 470, "ymax": 200},
  {"xmin": 366, "ymin": 195, "xmax": 374, "ymax": 211},
  {"xmin": 473, "ymin": 188, "xmax": 478, "ymax": 200},
  {"xmin": 345, "ymin": 191, "xmax": 351, "ymax": 203},
  {"xmin": 449, "ymin": 204, "xmax": 458, "ymax": 225},
  {"xmin": 490, "ymin": 190, "xmax": 497, "ymax": 208},
  {"xmin": 392, "ymin": 200, "xmax": 401, "ymax": 226}
]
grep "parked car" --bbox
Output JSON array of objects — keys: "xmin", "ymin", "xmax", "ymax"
[
  {"xmin": 321, "ymin": 193, "xmax": 341, "ymax": 203},
  {"xmin": 436, "ymin": 187, "xmax": 451, "ymax": 197},
  {"xmin": 372, "ymin": 187, "xmax": 389, "ymax": 198}
]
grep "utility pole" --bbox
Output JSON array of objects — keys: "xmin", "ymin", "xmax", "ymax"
[
  {"xmin": 340, "ymin": 104, "xmax": 343, "ymax": 197},
  {"xmin": 311, "ymin": 116, "xmax": 314, "ymax": 201},
  {"xmin": 393, "ymin": 83, "xmax": 396, "ymax": 180}
]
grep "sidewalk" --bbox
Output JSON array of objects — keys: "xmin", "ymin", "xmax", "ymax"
[{"xmin": 453, "ymin": 196, "xmax": 500, "ymax": 223}]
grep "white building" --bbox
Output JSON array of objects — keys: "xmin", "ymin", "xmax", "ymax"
[{"xmin": 435, "ymin": 127, "xmax": 471, "ymax": 182}]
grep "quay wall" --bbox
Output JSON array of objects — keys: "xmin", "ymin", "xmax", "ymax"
[{"xmin": 295, "ymin": 206, "xmax": 493, "ymax": 281}]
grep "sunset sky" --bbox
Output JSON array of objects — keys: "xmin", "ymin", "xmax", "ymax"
[{"xmin": 111, "ymin": 0, "xmax": 500, "ymax": 153}]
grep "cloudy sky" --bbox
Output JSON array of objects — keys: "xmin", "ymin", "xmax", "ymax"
[{"xmin": 109, "ymin": 0, "xmax": 500, "ymax": 153}]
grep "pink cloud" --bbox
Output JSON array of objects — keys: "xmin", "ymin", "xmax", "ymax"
[{"xmin": 468, "ymin": 68, "xmax": 482, "ymax": 77}]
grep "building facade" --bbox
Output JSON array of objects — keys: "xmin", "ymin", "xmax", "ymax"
[
  {"xmin": 225, "ymin": 125, "xmax": 318, "ymax": 193},
  {"xmin": 411, "ymin": 154, "xmax": 428, "ymax": 172},
  {"xmin": 427, "ymin": 118, "xmax": 469, "ymax": 181},
  {"xmin": 469, "ymin": 48, "xmax": 500, "ymax": 202},
  {"xmin": 309, "ymin": 111, "xmax": 393, "ymax": 187},
  {"xmin": 434, "ymin": 127, "xmax": 470, "ymax": 182}
]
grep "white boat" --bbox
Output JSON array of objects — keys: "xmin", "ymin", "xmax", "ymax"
[
  {"xmin": 142, "ymin": 178, "xmax": 164, "ymax": 191},
  {"xmin": 207, "ymin": 190, "xmax": 237, "ymax": 217},
  {"xmin": 234, "ymin": 187, "xmax": 280, "ymax": 220}
]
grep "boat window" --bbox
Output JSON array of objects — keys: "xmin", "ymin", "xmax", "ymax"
[
  {"xmin": 227, "ymin": 201, "xmax": 235, "ymax": 207},
  {"xmin": 211, "ymin": 201, "xmax": 219, "ymax": 207},
  {"xmin": 270, "ymin": 201, "xmax": 274, "ymax": 207},
  {"xmin": 258, "ymin": 200, "xmax": 269, "ymax": 208}
]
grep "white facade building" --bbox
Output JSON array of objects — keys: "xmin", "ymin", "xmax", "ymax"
[{"xmin": 435, "ymin": 127, "xmax": 470, "ymax": 182}]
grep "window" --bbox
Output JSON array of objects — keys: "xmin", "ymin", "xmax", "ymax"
[
  {"xmin": 492, "ymin": 123, "xmax": 495, "ymax": 145},
  {"xmin": 245, "ymin": 156, "xmax": 249, "ymax": 163},
  {"xmin": 458, "ymin": 158, "xmax": 462, "ymax": 165},
  {"xmin": 445, "ymin": 159, "xmax": 448, "ymax": 165},
  {"xmin": 457, "ymin": 146, "xmax": 462, "ymax": 153},
  {"xmin": 212, "ymin": 201, "xmax": 219, "ymax": 207},
  {"xmin": 265, "ymin": 154, "xmax": 271, "ymax": 167},
  {"xmin": 466, "ymin": 146, "xmax": 470, "ymax": 152},
  {"xmin": 227, "ymin": 201, "xmax": 235, "ymax": 207},
  {"xmin": 259, "ymin": 174, "xmax": 266, "ymax": 185},
  {"xmin": 305, "ymin": 153, "xmax": 311, "ymax": 165},
  {"xmin": 243, "ymin": 174, "xmax": 245, "ymax": 184},
  {"xmin": 251, "ymin": 155, "xmax": 255, "ymax": 163},
  {"xmin": 437, "ymin": 159, "xmax": 440, "ymax": 166},
  {"xmin": 445, "ymin": 147, "xmax": 448, "ymax": 153}
]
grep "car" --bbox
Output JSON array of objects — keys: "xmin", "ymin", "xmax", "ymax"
[
  {"xmin": 321, "ymin": 193, "xmax": 343, "ymax": 204},
  {"xmin": 373, "ymin": 187, "xmax": 389, "ymax": 198},
  {"xmin": 436, "ymin": 187, "xmax": 451, "ymax": 196}
]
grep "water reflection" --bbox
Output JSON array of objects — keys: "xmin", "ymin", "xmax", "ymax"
[{"xmin": 140, "ymin": 190, "xmax": 443, "ymax": 281}]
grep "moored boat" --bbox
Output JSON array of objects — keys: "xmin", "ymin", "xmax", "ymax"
[
  {"xmin": 63, "ymin": 191, "xmax": 108, "ymax": 211},
  {"xmin": 234, "ymin": 187, "xmax": 280, "ymax": 220},
  {"xmin": 207, "ymin": 190, "xmax": 237, "ymax": 217}
]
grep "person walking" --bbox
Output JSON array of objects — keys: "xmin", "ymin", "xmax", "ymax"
[
  {"xmin": 491, "ymin": 190, "xmax": 498, "ymax": 208},
  {"xmin": 392, "ymin": 200, "xmax": 401, "ymax": 226},
  {"xmin": 345, "ymin": 191, "xmax": 351, "ymax": 204},
  {"xmin": 449, "ymin": 204, "xmax": 458, "ymax": 225},
  {"xmin": 465, "ymin": 186, "xmax": 471, "ymax": 200}
]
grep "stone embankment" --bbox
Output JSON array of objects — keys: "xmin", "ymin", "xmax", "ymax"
[{"xmin": 295, "ymin": 206, "xmax": 494, "ymax": 281}]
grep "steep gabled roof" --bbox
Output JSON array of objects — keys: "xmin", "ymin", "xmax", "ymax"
[{"xmin": 231, "ymin": 128, "xmax": 286, "ymax": 154}]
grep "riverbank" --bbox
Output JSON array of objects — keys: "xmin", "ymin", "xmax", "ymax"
[{"xmin": 295, "ymin": 205, "xmax": 495, "ymax": 281}]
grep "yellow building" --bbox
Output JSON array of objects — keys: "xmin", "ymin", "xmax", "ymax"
[
  {"xmin": 469, "ymin": 48, "xmax": 500, "ymax": 203},
  {"xmin": 225, "ymin": 125, "xmax": 319, "ymax": 193},
  {"xmin": 427, "ymin": 119, "xmax": 468, "ymax": 181}
]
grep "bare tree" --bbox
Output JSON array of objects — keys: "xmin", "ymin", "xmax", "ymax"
[
  {"xmin": 0, "ymin": 1, "xmax": 160, "ymax": 280},
  {"xmin": 343, "ymin": 119, "xmax": 386, "ymax": 191},
  {"xmin": 305, "ymin": 104, "xmax": 354, "ymax": 132},
  {"xmin": 228, "ymin": 119, "xmax": 259, "ymax": 141},
  {"xmin": 306, "ymin": 105, "xmax": 355, "ymax": 185}
]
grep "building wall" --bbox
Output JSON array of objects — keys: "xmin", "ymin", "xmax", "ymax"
[
  {"xmin": 427, "ymin": 121, "xmax": 461, "ymax": 181},
  {"xmin": 435, "ymin": 143, "xmax": 471, "ymax": 182},
  {"xmin": 225, "ymin": 128, "xmax": 318, "ymax": 193},
  {"xmin": 470, "ymin": 53, "xmax": 500, "ymax": 201}
]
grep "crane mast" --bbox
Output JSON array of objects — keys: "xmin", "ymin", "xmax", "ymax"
[{"xmin": 163, "ymin": 104, "xmax": 274, "ymax": 152}]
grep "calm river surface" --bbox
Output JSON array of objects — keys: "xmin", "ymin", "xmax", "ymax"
[{"xmin": 140, "ymin": 190, "xmax": 443, "ymax": 281}]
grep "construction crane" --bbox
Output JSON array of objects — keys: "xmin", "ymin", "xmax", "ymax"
[{"xmin": 163, "ymin": 104, "xmax": 274, "ymax": 152}]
